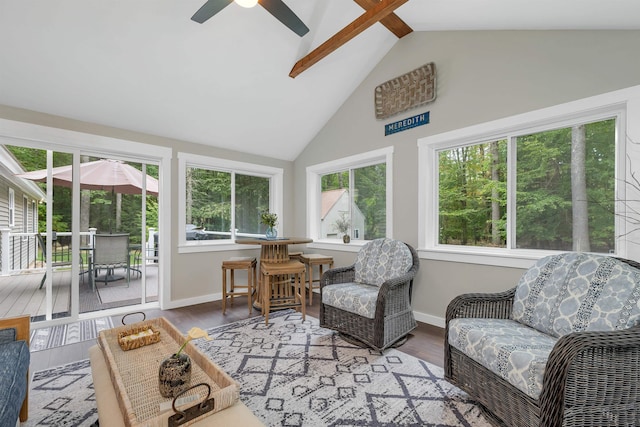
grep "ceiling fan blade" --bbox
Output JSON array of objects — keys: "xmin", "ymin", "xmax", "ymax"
[
  {"xmin": 258, "ymin": 0, "xmax": 309, "ymax": 37},
  {"xmin": 191, "ymin": 0, "xmax": 234, "ymax": 24}
]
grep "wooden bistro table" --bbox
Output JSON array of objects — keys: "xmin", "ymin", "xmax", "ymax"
[{"xmin": 235, "ymin": 237, "xmax": 312, "ymax": 311}]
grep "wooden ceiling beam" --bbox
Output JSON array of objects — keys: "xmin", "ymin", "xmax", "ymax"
[
  {"xmin": 353, "ymin": 0, "xmax": 413, "ymax": 38},
  {"xmin": 289, "ymin": 0, "xmax": 408, "ymax": 78}
]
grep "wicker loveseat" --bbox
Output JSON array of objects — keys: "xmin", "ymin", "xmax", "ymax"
[
  {"xmin": 320, "ymin": 238, "xmax": 419, "ymax": 351},
  {"xmin": 445, "ymin": 252, "xmax": 640, "ymax": 427}
]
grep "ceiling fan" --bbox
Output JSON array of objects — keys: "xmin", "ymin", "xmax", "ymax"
[{"xmin": 191, "ymin": 0, "xmax": 309, "ymax": 37}]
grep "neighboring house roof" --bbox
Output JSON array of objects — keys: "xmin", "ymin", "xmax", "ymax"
[
  {"xmin": 0, "ymin": 145, "xmax": 46, "ymax": 200},
  {"xmin": 321, "ymin": 189, "xmax": 347, "ymax": 220}
]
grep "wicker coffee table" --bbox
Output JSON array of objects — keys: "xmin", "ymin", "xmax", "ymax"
[{"xmin": 91, "ymin": 317, "xmax": 264, "ymax": 426}]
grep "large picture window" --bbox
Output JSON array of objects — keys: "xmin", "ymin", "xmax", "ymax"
[
  {"xmin": 436, "ymin": 119, "xmax": 616, "ymax": 252},
  {"xmin": 178, "ymin": 153, "xmax": 283, "ymax": 250},
  {"xmin": 307, "ymin": 147, "xmax": 393, "ymax": 245},
  {"xmin": 418, "ymin": 94, "xmax": 632, "ymax": 266}
]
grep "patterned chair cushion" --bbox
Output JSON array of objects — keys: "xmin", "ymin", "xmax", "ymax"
[
  {"xmin": 448, "ymin": 318, "xmax": 557, "ymax": 399},
  {"xmin": 0, "ymin": 328, "xmax": 16, "ymax": 344},
  {"xmin": 512, "ymin": 253, "xmax": 640, "ymax": 338},
  {"xmin": 0, "ymin": 340, "xmax": 29, "ymax": 425},
  {"xmin": 354, "ymin": 238, "xmax": 413, "ymax": 287},
  {"xmin": 322, "ymin": 282, "xmax": 380, "ymax": 319}
]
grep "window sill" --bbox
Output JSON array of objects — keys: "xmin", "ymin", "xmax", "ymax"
[
  {"xmin": 417, "ymin": 246, "xmax": 563, "ymax": 269},
  {"xmin": 307, "ymin": 240, "xmax": 365, "ymax": 253},
  {"xmin": 178, "ymin": 241, "xmax": 259, "ymax": 254}
]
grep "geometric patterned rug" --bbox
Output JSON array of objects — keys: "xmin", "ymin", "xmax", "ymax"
[
  {"xmin": 30, "ymin": 317, "xmax": 114, "ymax": 352},
  {"xmin": 196, "ymin": 311, "xmax": 491, "ymax": 426},
  {"xmin": 27, "ymin": 359, "xmax": 98, "ymax": 427},
  {"xmin": 26, "ymin": 311, "xmax": 490, "ymax": 426}
]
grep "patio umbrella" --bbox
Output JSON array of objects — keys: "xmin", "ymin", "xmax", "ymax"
[
  {"xmin": 16, "ymin": 158, "xmax": 158, "ymax": 196},
  {"xmin": 16, "ymin": 158, "xmax": 158, "ymax": 234}
]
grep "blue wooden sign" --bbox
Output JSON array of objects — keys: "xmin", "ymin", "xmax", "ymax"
[{"xmin": 385, "ymin": 111, "xmax": 430, "ymax": 136}]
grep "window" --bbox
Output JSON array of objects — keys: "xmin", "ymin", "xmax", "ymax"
[
  {"xmin": 8, "ymin": 188, "xmax": 14, "ymax": 226},
  {"xmin": 178, "ymin": 153, "xmax": 283, "ymax": 250},
  {"xmin": 436, "ymin": 120, "xmax": 615, "ymax": 252},
  {"xmin": 419, "ymin": 98, "xmax": 628, "ymax": 266},
  {"xmin": 307, "ymin": 147, "xmax": 393, "ymax": 244}
]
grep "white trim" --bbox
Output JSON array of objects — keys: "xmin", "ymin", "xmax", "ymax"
[
  {"xmin": 22, "ymin": 195, "xmax": 28, "ymax": 233},
  {"xmin": 418, "ymin": 247, "xmax": 545, "ymax": 269},
  {"xmin": 414, "ymin": 310, "xmax": 445, "ymax": 329},
  {"xmin": 306, "ymin": 241, "xmax": 365, "ymax": 253},
  {"xmin": 177, "ymin": 152, "xmax": 284, "ymax": 251},
  {"xmin": 0, "ymin": 118, "xmax": 171, "ymax": 161},
  {"xmin": 418, "ymin": 84, "xmax": 640, "ymax": 265},
  {"xmin": 306, "ymin": 146, "xmax": 394, "ymax": 241},
  {"xmin": 306, "ymin": 146, "xmax": 394, "ymax": 172},
  {"xmin": 163, "ymin": 292, "xmax": 220, "ymax": 310},
  {"xmin": 0, "ymin": 144, "xmax": 46, "ymax": 199}
]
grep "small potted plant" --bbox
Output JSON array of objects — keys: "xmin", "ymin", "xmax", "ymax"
[
  {"xmin": 334, "ymin": 212, "xmax": 350, "ymax": 243},
  {"xmin": 260, "ymin": 210, "xmax": 278, "ymax": 240}
]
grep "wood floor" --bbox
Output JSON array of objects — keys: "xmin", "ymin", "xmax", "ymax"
[{"xmin": 30, "ymin": 296, "xmax": 445, "ymax": 372}]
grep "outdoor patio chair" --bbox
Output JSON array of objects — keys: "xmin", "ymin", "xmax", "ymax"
[
  {"xmin": 319, "ymin": 238, "xmax": 420, "ymax": 350},
  {"xmin": 91, "ymin": 233, "xmax": 131, "ymax": 290},
  {"xmin": 37, "ymin": 233, "xmax": 101, "ymax": 289}
]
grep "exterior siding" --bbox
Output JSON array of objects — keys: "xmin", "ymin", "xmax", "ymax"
[{"xmin": 0, "ymin": 174, "xmax": 39, "ymax": 271}]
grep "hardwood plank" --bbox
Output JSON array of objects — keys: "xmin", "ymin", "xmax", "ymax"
[
  {"xmin": 353, "ymin": 0, "xmax": 412, "ymax": 38},
  {"xmin": 289, "ymin": 0, "xmax": 409, "ymax": 78}
]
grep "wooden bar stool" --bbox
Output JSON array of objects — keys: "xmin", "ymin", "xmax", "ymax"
[
  {"xmin": 260, "ymin": 260, "xmax": 306, "ymax": 325},
  {"xmin": 221, "ymin": 256, "xmax": 257, "ymax": 315},
  {"xmin": 300, "ymin": 253, "xmax": 334, "ymax": 305}
]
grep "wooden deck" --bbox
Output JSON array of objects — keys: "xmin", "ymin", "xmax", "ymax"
[{"xmin": 0, "ymin": 265, "xmax": 158, "ymax": 321}]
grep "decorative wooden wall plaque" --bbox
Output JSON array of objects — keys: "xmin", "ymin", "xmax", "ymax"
[{"xmin": 374, "ymin": 63, "xmax": 436, "ymax": 120}]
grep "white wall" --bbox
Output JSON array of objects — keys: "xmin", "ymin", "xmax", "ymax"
[{"xmin": 293, "ymin": 30, "xmax": 640, "ymax": 326}]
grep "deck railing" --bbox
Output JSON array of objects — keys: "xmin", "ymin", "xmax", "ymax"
[
  {"xmin": 1, "ymin": 228, "xmax": 161, "ymax": 275},
  {"xmin": 0, "ymin": 229, "xmax": 96, "ymax": 276}
]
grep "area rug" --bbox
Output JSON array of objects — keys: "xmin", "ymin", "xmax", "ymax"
[
  {"xmin": 27, "ymin": 359, "xmax": 97, "ymax": 427},
  {"xmin": 30, "ymin": 317, "xmax": 114, "ymax": 352},
  {"xmin": 27, "ymin": 312, "xmax": 490, "ymax": 426},
  {"xmin": 195, "ymin": 311, "xmax": 491, "ymax": 426}
]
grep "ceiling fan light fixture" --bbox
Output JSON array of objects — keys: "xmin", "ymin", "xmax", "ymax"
[{"xmin": 235, "ymin": 0, "xmax": 258, "ymax": 8}]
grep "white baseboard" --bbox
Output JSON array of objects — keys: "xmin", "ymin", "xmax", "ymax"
[
  {"xmin": 414, "ymin": 310, "xmax": 445, "ymax": 329},
  {"xmin": 164, "ymin": 293, "xmax": 220, "ymax": 310}
]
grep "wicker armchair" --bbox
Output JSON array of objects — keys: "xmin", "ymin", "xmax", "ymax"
[
  {"xmin": 319, "ymin": 238, "xmax": 420, "ymax": 351},
  {"xmin": 445, "ymin": 254, "xmax": 640, "ymax": 427}
]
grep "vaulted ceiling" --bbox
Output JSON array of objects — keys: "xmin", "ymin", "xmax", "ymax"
[{"xmin": 1, "ymin": 0, "xmax": 639, "ymax": 161}]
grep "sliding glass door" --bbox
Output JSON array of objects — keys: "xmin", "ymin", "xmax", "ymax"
[{"xmin": 3, "ymin": 145, "xmax": 159, "ymax": 324}]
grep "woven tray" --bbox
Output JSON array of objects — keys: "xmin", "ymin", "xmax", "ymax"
[{"xmin": 98, "ymin": 317, "xmax": 239, "ymax": 427}]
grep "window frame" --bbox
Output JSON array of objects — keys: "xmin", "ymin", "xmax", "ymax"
[
  {"xmin": 21, "ymin": 195, "xmax": 28, "ymax": 234},
  {"xmin": 177, "ymin": 152, "xmax": 283, "ymax": 253},
  {"xmin": 306, "ymin": 146, "xmax": 393, "ymax": 251},
  {"xmin": 8, "ymin": 188, "xmax": 15, "ymax": 227},
  {"xmin": 417, "ymin": 88, "xmax": 640, "ymax": 268}
]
